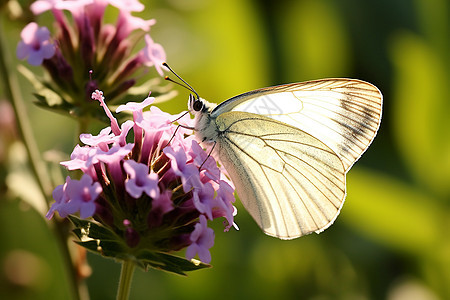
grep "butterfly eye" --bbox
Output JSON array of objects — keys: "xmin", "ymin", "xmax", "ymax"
[{"xmin": 193, "ymin": 99, "xmax": 204, "ymax": 112}]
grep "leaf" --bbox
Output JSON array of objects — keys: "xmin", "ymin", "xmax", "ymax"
[
  {"xmin": 136, "ymin": 250, "xmax": 211, "ymax": 276},
  {"xmin": 33, "ymin": 93, "xmax": 74, "ymax": 112},
  {"xmin": 68, "ymin": 216, "xmax": 211, "ymax": 275},
  {"xmin": 68, "ymin": 215, "xmax": 119, "ymax": 241},
  {"xmin": 75, "ymin": 240, "xmax": 129, "ymax": 259}
]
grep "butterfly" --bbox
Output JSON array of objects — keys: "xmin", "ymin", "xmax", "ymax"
[{"xmin": 164, "ymin": 64, "xmax": 382, "ymax": 240}]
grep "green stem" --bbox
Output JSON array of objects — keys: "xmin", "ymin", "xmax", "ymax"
[
  {"xmin": 77, "ymin": 117, "xmax": 89, "ymax": 143},
  {"xmin": 116, "ymin": 260, "xmax": 136, "ymax": 300}
]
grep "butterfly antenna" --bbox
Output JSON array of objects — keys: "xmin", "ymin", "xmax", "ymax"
[
  {"xmin": 164, "ymin": 76, "xmax": 195, "ymax": 94},
  {"xmin": 163, "ymin": 62, "xmax": 200, "ymax": 99}
]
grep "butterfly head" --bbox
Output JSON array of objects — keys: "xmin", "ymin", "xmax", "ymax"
[
  {"xmin": 188, "ymin": 94, "xmax": 214, "ymax": 113},
  {"xmin": 162, "ymin": 62, "xmax": 217, "ymax": 139},
  {"xmin": 186, "ymin": 93, "xmax": 218, "ymax": 143},
  {"xmin": 188, "ymin": 94, "xmax": 203, "ymax": 112},
  {"xmin": 188, "ymin": 93, "xmax": 216, "ymax": 114}
]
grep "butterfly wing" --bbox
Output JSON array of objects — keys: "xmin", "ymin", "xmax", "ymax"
[
  {"xmin": 212, "ymin": 79, "xmax": 382, "ymax": 171},
  {"xmin": 215, "ymin": 111, "xmax": 346, "ymax": 239}
]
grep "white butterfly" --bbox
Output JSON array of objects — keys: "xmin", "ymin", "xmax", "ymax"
[{"xmin": 165, "ymin": 64, "xmax": 382, "ymax": 240}]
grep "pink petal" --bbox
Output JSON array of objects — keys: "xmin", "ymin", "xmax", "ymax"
[{"xmin": 21, "ymin": 22, "xmax": 39, "ymax": 43}]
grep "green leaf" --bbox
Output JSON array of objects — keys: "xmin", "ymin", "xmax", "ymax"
[
  {"xmin": 75, "ymin": 240, "xmax": 129, "ymax": 259},
  {"xmin": 69, "ymin": 216, "xmax": 130, "ymax": 259},
  {"xmin": 68, "ymin": 216, "xmax": 210, "ymax": 275},
  {"xmin": 136, "ymin": 250, "xmax": 211, "ymax": 276},
  {"xmin": 68, "ymin": 215, "xmax": 119, "ymax": 241},
  {"xmin": 33, "ymin": 93, "xmax": 73, "ymax": 111}
]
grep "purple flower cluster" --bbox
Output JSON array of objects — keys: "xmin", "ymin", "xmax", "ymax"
[
  {"xmin": 47, "ymin": 90, "xmax": 236, "ymax": 263},
  {"xmin": 16, "ymin": 0, "xmax": 167, "ymax": 115}
]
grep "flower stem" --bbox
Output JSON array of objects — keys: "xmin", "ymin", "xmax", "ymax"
[{"xmin": 116, "ymin": 260, "xmax": 136, "ymax": 300}]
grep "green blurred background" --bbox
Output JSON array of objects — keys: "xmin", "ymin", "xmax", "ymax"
[{"xmin": 1, "ymin": 0, "xmax": 449, "ymax": 299}]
